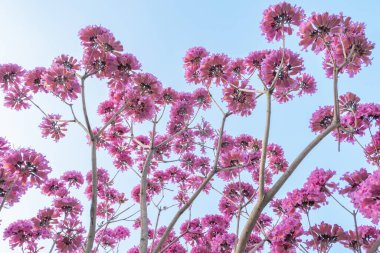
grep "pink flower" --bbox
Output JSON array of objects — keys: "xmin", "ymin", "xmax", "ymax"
[
  {"xmin": 295, "ymin": 73, "xmax": 317, "ymax": 96},
  {"xmin": 61, "ymin": 170, "xmax": 84, "ymax": 188},
  {"xmin": 41, "ymin": 178, "xmax": 67, "ymax": 197},
  {"xmin": 53, "ymin": 54, "xmax": 81, "ymax": 71},
  {"xmin": 211, "ymin": 233, "xmax": 235, "ymax": 253},
  {"xmin": 351, "ymin": 170, "xmax": 380, "ymax": 223},
  {"xmin": 111, "ymin": 53, "xmax": 141, "ymax": 81},
  {"xmin": 2, "ymin": 148, "xmax": 51, "ymax": 186},
  {"xmin": 0, "ymin": 63, "xmax": 25, "ymax": 91},
  {"xmin": 132, "ymin": 72, "xmax": 163, "ymax": 98},
  {"xmin": 339, "ymin": 92, "xmax": 360, "ymax": 113},
  {"xmin": 199, "ymin": 53, "xmax": 230, "ymax": 86},
  {"xmin": 78, "ymin": 25, "xmax": 110, "ymax": 48},
  {"xmin": 112, "ymin": 226, "xmax": 130, "ymax": 240},
  {"xmin": 24, "ymin": 67, "xmax": 47, "ymax": 93},
  {"xmin": 339, "ymin": 168, "xmax": 369, "ymax": 195},
  {"xmin": 298, "ymin": 12, "xmax": 342, "ymax": 53},
  {"xmin": 0, "ymin": 137, "xmax": 10, "ymax": 156},
  {"xmin": 4, "ymin": 220, "xmax": 36, "ymax": 249},
  {"xmin": 309, "ymin": 106, "xmax": 334, "ymax": 133},
  {"xmin": 162, "ymin": 87, "xmax": 179, "ymax": 104},
  {"xmin": 193, "ymin": 87, "xmax": 212, "ymax": 109},
  {"xmin": 245, "ymin": 50, "xmax": 270, "ymax": 74},
  {"xmin": 3, "ymin": 85, "xmax": 31, "ymax": 110},
  {"xmin": 31, "ymin": 208, "xmax": 58, "ymax": 231},
  {"xmin": 183, "ymin": 47, "xmax": 209, "ymax": 67},
  {"xmin": 222, "ymin": 80, "xmax": 256, "ymax": 116},
  {"xmin": 56, "ymin": 218, "xmax": 84, "ymax": 253},
  {"xmin": 269, "ymin": 214, "xmax": 304, "ymax": 252},
  {"xmin": 226, "ymin": 58, "xmax": 247, "ymax": 79},
  {"xmin": 304, "ymin": 168, "xmax": 337, "ymax": 193},
  {"xmin": 82, "ymin": 50, "xmax": 116, "ymax": 78},
  {"xmin": 39, "ymin": 114, "xmax": 68, "ymax": 142},
  {"xmin": 124, "ymin": 90, "xmax": 156, "ymax": 123},
  {"xmin": 261, "ymin": 49, "xmax": 304, "ymax": 89},
  {"xmin": 306, "ymin": 222, "xmax": 345, "ymax": 251},
  {"xmin": 43, "ymin": 66, "xmax": 81, "ymax": 100},
  {"xmin": 342, "ymin": 226, "xmax": 380, "ymax": 251},
  {"xmin": 260, "ymin": 2, "xmax": 305, "ymax": 41},
  {"xmin": 54, "ymin": 197, "xmax": 83, "ymax": 217},
  {"xmin": 364, "ymin": 130, "xmax": 380, "ymax": 166},
  {"xmin": 180, "ymin": 218, "xmax": 203, "ymax": 245},
  {"xmin": 96, "ymin": 32, "xmax": 123, "ymax": 53}
]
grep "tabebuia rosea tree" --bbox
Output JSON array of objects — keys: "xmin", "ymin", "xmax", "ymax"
[{"xmin": 0, "ymin": 2, "xmax": 379, "ymax": 253}]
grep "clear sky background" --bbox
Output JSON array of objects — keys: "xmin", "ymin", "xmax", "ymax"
[{"xmin": 0, "ymin": 1, "xmax": 379, "ymax": 252}]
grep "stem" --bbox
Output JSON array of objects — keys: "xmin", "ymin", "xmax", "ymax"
[
  {"xmin": 81, "ymin": 76, "xmax": 98, "ymax": 253},
  {"xmin": 139, "ymin": 117, "xmax": 157, "ymax": 253},
  {"xmin": 85, "ymin": 141, "xmax": 98, "ymax": 253},
  {"xmin": 258, "ymin": 91, "xmax": 272, "ymax": 198},
  {"xmin": 48, "ymin": 240, "xmax": 56, "ymax": 253}
]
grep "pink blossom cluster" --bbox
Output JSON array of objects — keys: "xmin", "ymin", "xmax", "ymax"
[
  {"xmin": 0, "ymin": 137, "xmax": 51, "ymax": 209},
  {"xmin": 0, "ymin": 1, "xmax": 378, "ymax": 253}
]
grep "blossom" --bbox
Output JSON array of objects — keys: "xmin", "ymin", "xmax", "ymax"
[
  {"xmin": 269, "ymin": 214, "xmax": 304, "ymax": 252},
  {"xmin": 304, "ymin": 168, "xmax": 337, "ymax": 193},
  {"xmin": 199, "ymin": 54, "xmax": 230, "ymax": 86},
  {"xmin": 24, "ymin": 67, "xmax": 47, "ymax": 93},
  {"xmin": 132, "ymin": 72, "xmax": 163, "ymax": 98},
  {"xmin": 124, "ymin": 90, "xmax": 156, "ymax": 122},
  {"xmin": 298, "ymin": 12, "xmax": 342, "ymax": 53},
  {"xmin": 4, "ymin": 220, "xmax": 36, "ymax": 249},
  {"xmin": 53, "ymin": 54, "xmax": 81, "ymax": 71},
  {"xmin": 210, "ymin": 233, "xmax": 235, "ymax": 253},
  {"xmin": 41, "ymin": 178, "xmax": 67, "ymax": 197},
  {"xmin": 56, "ymin": 218, "xmax": 85, "ymax": 253},
  {"xmin": 61, "ymin": 170, "xmax": 84, "ymax": 188},
  {"xmin": 364, "ymin": 131, "xmax": 380, "ymax": 166},
  {"xmin": 245, "ymin": 50, "xmax": 270, "ymax": 74},
  {"xmin": 193, "ymin": 87, "xmax": 211, "ymax": 109},
  {"xmin": 260, "ymin": 2, "xmax": 305, "ymax": 41},
  {"xmin": 351, "ymin": 170, "xmax": 380, "ymax": 223},
  {"xmin": 54, "ymin": 197, "xmax": 83, "ymax": 217},
  {"xmin": 0, "ymin": 63, "xmax": 25, "ymax": 91},
  {"xmin": 339, "ymin": 92, "xmax": 360, "ymax": 113},
  {"xmin": 2, "ymin": 148, "xmax": 51, "ymax": 186},
  {"xmin": 226, "ymin": 58, "xmax": 247, "ymax": 79},
  {"xmin": 3, "ymin": 85, "xmax": 31, "ymax": 110},
  {"xmin": 96, "ymin": 32, "xmax": 123, "ymax": 53},
  {"xmin": 339, "ymin": 168, "xmax": 369, "ymax": 196},
  {"xmin": 78, "ymin": 25, "xmax": 110, "ymax": 48},
  {"xmin": 306, "ymin": 222, "xmax": 345, "ymax": 251},
  {"xmin": 295, "ymin": 73, "xmax": 317, "ymax": 96},
  {"xmin": 39, "ymin": 114, "xmax": 68, "ymax": 142},
  {"xmin": 260, "ymin": 49, "xmax": 304, "ymax": 89},
  {"xmin": 43, "ymin": 66, "xmax": 81, "ymax": 100},
  {"xmin": 309, "ymin": 106, "xmax": 334, "ymax": 133},
  {"xmin": 180, "ymin": 218, "xmax": 203, "ymax": 245},
  {"xmin": 31, "ymin": 208, "xmax": 58, "ymax": 231},
  {"xmin": 342, "ymin": 226, "xmax": 380, "ymax": 251},
  {"xmin": 222, "ymin": 80, "xmax": 256, "ymax": 116},
  {"xmin": 183, "ymin": 47, "xmax": 209, "ymax": 67},
  {"xmin": 82, "ymin": 50, "xmax": 116, "ymax": 78}
]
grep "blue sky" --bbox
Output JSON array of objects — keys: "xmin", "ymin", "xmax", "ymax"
[{"xmin": 0, "ymin": 1, "xmax": 379, "ymax": 252}]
